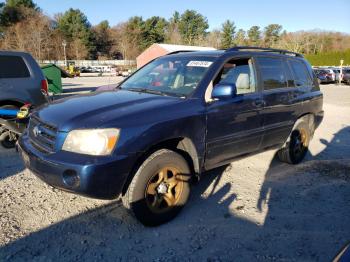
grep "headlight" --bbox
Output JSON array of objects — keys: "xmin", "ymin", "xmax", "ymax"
[{"xmin": 62, "ymin": 129, "xmax": 120, "ymax": 156}]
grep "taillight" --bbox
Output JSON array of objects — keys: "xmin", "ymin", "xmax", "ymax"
[{"xmin": 41, "ymin": 79, "xmax": 48, "ymax": 94}]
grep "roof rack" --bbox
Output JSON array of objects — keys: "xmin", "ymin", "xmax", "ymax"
[
  {"xmin": 166, "ymin": 50, "xmax": 196, "ymax": 55},
  {"xmin": 225, "ymin": 46, "xmax": 303, "ymax": 57}
]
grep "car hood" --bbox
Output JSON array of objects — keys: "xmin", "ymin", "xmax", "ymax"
[{"xmin": 35, "ymin": 90, "xmax": 183, "ymax": 131}]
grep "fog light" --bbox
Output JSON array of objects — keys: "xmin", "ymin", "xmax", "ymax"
[{"xmin": 62, "ymin": 170, "xmax": 80, "ymax": 188}]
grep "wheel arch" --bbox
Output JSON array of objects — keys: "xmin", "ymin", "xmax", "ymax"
[
  {"xmin": 121, "ymin": 137, "xmax": 200, "ymax": 195},
  {"xmin": 296, "ymin": 112, "xmax": 315, "ymax": 136},
  {"xmin": 0, "ymin": 99, "xmax": 25, "ymax": 108}
]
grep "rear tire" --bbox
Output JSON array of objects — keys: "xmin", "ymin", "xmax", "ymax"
[
  {"xmin": 278, "ymin": 118, "xmax": 311, "ymax": 164},
  {"xmin": 122, "ymin": 149, "xmax": 191, "ymax": 226}
]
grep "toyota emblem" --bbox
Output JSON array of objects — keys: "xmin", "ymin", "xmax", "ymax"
[{"xmin": 33, "ymin": 126, "xmax": 41, "ymax": 137}]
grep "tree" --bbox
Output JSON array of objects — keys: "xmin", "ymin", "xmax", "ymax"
[
  {"xmin": 263, "ymin": 24, "xmax": 283, "ymax": 47},
  {"xmin": 57, "ymin": 8, "xmax": 95, "ymax": 59},
  {"xmin": 1, "ymin": 10, "xmax": 52, "ymax": 60},
  {"xmin": 235, "ymin": 29, "xmax": 246, "ymax": 46},
  {"xmin": 6, "ymin": 0, "xmax": 36, "ymax": 8},
  {"xmin": 166, "ymin": 11, "xmax": 181, "ymax": 44},
  {"xmin": 142, "ymin": 16, "xmax": 168, "ymax": 49},
  {"xmin": 0, "ymin": 0, "xmax": 37, "ymax": 29},
  {"xmin": 124, "ymin": 16, "xmax": 144, "ymax": 57},
  {"xmin": 92, "ymin": 20, "xmax": 114, "ymax": 59},
  {"xmin": 178, "ymin": 10, "xmax": 208, "ymax": 45},
  {"xmin": 220, "ymin": 20, "xmax": 235, "ymax": 49},
  {"xmin": 111, "ymin": 18, "xmax": 143, "ymax": 60},
  {"xmin": 206, "ymin": 29, "xmax": 221, "ymax": 49},
  {"xmin": 247, "ymin": 26, "xmax": 261, "ymax": 46}
]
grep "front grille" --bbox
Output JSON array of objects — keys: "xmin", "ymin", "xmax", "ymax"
[{"xmin": 28, "ymin": 115, "xmax": 57, "ymax": 154}]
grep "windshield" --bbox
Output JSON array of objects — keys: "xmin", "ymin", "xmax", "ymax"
[{"xmin": 121, "ymin": 56, "xmax": 215, "ymax": 97}]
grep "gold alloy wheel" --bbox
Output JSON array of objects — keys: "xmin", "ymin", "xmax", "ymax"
[
  {"xmin": 301, "ymin": 128, "xmax": 308, "ymax": 146},
  {"xmin": 145, "ymin": 166, "xmax": 184, "ymax": 213},
  {"xmin": 292, "ymin": 128, "xmax": 308, "ymax": 158}
]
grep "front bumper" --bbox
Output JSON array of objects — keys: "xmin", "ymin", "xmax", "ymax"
[{"xmin": 18, "ymin": 134, "xmax": 137, "ymax": 199}]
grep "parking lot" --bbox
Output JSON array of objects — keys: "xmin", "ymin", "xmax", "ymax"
[{"xmin": 0, "ymin": 80, "xmax": 349, "ymax": 261}]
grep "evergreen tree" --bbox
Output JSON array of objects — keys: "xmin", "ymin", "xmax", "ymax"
[
  {"xmin": 57, "ymin": 8, "xmax": 95, "ymax": 59},
  {"xmin": 247, "ymin": 26, "xmax": 261, "ymax": 46},
  {"xmin": 264, "ymin": 24, "xmax": 282, "ymax": 47},
  {"xmin": 142, "ymin": 16, "xmax": 168, "ymax": 49},
  {"xmin": 0, "ymin": 0, "xmax": 38, "ymax": 29},
  {"xmin": 235, "ymin": 29, "xmax": 246, "ymax": 46},
  {"xmin": 220, "ymin": 20, "xmax": 235, "ymax": 49},
  {"xmin": 178, "ymin": 10, "xmax": 208, "ymax": 45}
]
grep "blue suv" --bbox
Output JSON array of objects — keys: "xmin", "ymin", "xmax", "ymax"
[{"xmin": 18, "ymin": 47, "xmax": 324, "ymax": 226}]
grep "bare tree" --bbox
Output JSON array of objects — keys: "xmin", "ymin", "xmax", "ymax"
[{"xmin": 1, "ymin": 9, "xmax": 52, "ymax": 60}]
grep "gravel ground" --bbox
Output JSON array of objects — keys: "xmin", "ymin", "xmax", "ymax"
[{"xmin": 0, "ymin": 82, "xmax": 349, "ymax": 261}]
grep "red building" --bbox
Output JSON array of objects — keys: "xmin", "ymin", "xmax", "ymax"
[{"xmin": 136, "ymin": 43, "xmax": 216, "ymax": 68}]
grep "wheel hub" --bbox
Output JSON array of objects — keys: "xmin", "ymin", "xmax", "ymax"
[
  {"xmin": 157, "ymin": 182, "xmax": 168, "ymax": 194},
  {"xmin": 145, "ymin": 166, "xmax": 184, "ymax": 213}
]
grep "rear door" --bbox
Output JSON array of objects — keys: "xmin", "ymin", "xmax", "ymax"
[
  {"xmin": 256, "ymin": 56, "xmax": 298, "ymax": 148},
  {"xmin": 288, "ymin": 58, "xmax": 316, "ymax": 117},
  {"xmin": 205, "ymin": 56, "xmax": 264, "ymax": 169}
]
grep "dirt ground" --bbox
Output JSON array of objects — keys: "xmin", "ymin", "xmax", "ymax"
[{"xmin": 0, "ymin": 82, "xmax": 349, "ymax": 261}]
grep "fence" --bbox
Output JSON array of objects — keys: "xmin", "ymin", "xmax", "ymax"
[{"xmin": 40, "ymin": 60, "xmax": 136, "ymax": 67}]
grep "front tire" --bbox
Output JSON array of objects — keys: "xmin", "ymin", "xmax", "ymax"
[
  {"xmin": 122, "ymin": 149, "xmax": 191, "ymax": 226},
  {"xmin": 278, "ymin": 118, "xmax": 311, "ymax": 164}
]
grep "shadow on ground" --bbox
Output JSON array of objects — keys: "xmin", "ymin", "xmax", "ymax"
[
  {"xmin": 1, "ymin": 127, "xmax": 349, "ymax": 261},
  {"xmin": 0, "ymin": 149, "xmax": 24, "ymax": 181}
]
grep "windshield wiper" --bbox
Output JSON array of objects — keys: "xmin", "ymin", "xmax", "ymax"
[{"xmin": 123, "ymin": 87, "xmax": 184, "ymax": 98}]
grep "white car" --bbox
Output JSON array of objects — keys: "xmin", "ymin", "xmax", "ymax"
[{"xmin": 322, "ymin": 69, "xmax": 336, "ymax": 82}]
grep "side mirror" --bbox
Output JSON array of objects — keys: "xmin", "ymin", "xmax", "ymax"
[{"xmin": 212, "ymin": 83, "xmax": 237, "ymax": 100}]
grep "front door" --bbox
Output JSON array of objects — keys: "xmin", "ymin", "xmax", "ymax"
[{"xmin": 205, "ymin": 57, "xmax": 264, "ymax": 169}]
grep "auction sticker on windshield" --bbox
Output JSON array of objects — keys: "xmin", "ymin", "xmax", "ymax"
[{"xmin": 187, "ymin": 61, "xmax": 213, "ymax": 67}]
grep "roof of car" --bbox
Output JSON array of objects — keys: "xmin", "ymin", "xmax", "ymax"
[
  {"xmin": 166, "ymin": 49, "xmax": 304, "ymax": 60},
  {"xmin": 167, "ymin": 50, "xmax": 225, "ymax": 57},
  {"xmin": 0, "ymin": 50, "xmax": 32, "ymax": 57}
]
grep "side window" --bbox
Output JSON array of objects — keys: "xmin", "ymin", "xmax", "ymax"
[
  {"xmin": 214, "ymin": 58, "xmax": 256, "ymax": 95},
  {"xmin": 257, "ymin": 57, "xmax": 287, "ymax": 90},
  {"xmin": 283, "ymin": 61, "xmax": 295, "ymax": 87},
  {"xmin": 0, "ymin": 56, "xmax": 30, "ymax": 78},
  {"xmin": 289, "ymin": 60, "xmax": 312, "ymax": 87}
]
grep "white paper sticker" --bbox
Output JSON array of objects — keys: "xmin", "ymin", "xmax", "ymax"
[{"xmin": 186, "ymin": 61, "xmax": 213, "ymax": 67}]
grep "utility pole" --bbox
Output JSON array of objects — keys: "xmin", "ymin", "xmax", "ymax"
[{"xmin": 62, "ymin": 40, "xmax": 67, "ymax": 67}]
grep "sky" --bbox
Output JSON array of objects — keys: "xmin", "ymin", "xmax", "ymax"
[{"xmin": 35, "ymin": 0, "xmax": 350, "ymax": 33}]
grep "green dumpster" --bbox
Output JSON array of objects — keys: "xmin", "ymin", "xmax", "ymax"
[{"xmin": 40, "ymin": 64, "xmax": 63, "ymax": 94}]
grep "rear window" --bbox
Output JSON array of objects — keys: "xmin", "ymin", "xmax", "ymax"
[
  {"xmin": 0, "ymin": 55, "xmax": 30, "ymax": 78},
  {"xmin": 257, "ymin": 57, "xmax": 287, "ymax": 90},
  {"xmin": 289, "ymin": 60, "xmax": 312, "ymax": 87}
]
